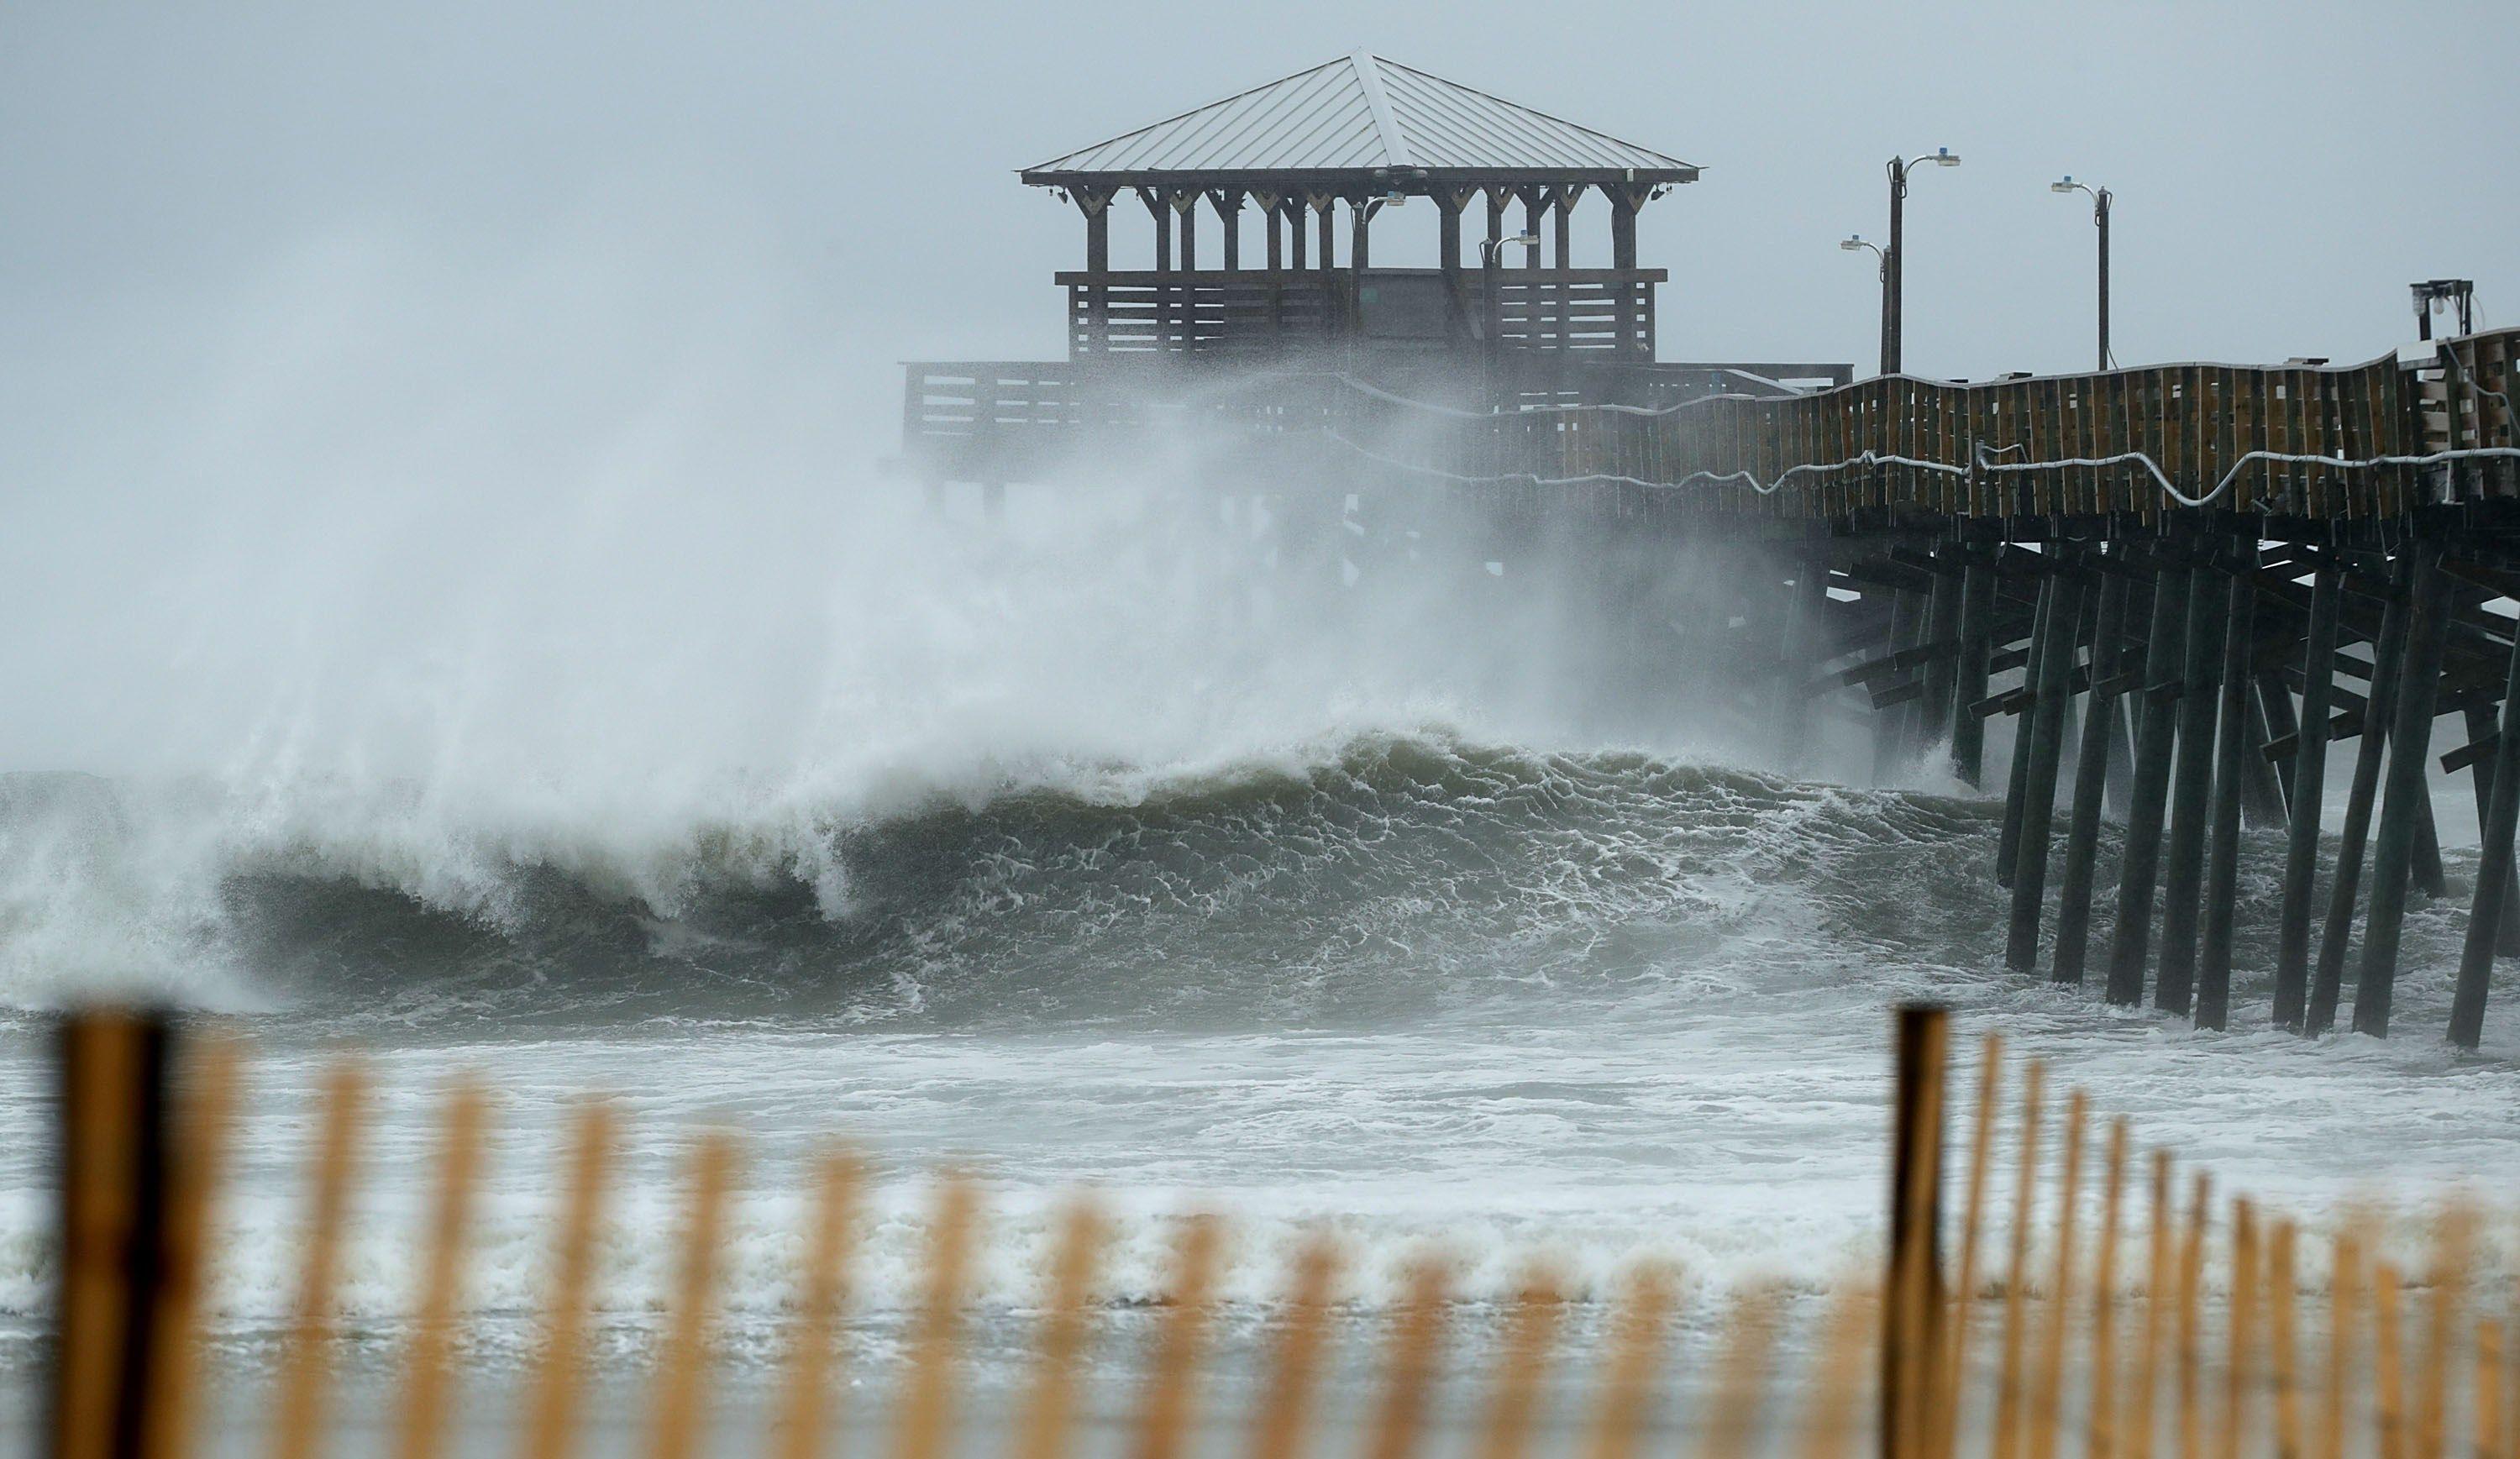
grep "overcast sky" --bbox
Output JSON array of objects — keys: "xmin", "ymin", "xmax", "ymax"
[{"xmin": 8, "ymin": 1, "xmax": 2518, "ymax": 462}]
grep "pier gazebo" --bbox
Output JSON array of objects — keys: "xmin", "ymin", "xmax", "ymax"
[{"xmin": 1023, "ymin": 51, "xmax": 1698, "ymax": 360}]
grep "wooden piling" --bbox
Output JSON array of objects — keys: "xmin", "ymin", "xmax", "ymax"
[
  {"xmin": 2198, "ymin": 547, "xmax": 2259, "ymax": 1029},
  {"xmin": 2452, "ymin": 609, "xmax": 2520, "ymax": 1045},
  {"xmin": 2355, "ymin": 542, "xmax": 2453, "ymax": 1037},
  {"xmin": 2274, "ymin": 559, "xmax": 2340, "ymax": 1031},
  {"xmin": 2458, "ymin": 701, "xmax": 2520, "ymax": 958},
  {"xmin": 1999, "ymin": 577, "xmax": 2056, "ymax": 890},
  {"xmin": 1954, "ymin": 554, "xmax": 1997, "ymax": 788},
  {"xmin": 2055, "ymin": 559, "xmax": 2133, "ymax": 983},
  {"xmin": 2158, "ymin": 556, "xmax": 2228, "ymax": 1016},
  {"xmin": 2009, "ymin": 568, "xmax": 2085, "ymax": 970},
  {"xmin": 1922, "ymin": 543, "xmax": 1964, "ymax": 753},
  {"xmin": 2107, "ymin": 554, "xmax": 2193, "ymax": 1005},
  {"xmin": 2311, "ymin": 561, "xmax": 2412, "ymax": 1036}
]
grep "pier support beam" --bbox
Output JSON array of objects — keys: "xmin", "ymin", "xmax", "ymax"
[
  {"xmin": 2197, "ymin": 546, "xmax": 2258, "ymax": 1030},
  {"xmin": 1919, "ymin": 545, "xmax": 1962, "ymax": 754},
  {"xmin": 2052, "ymin": 558, "xmax": 2130, "ymax": 984},
  {"xmin": 2105, "ymin": 554, "xmax": 2192, "ymax": 1005},
  {"xmin": 1875, "ymin": 586, "xmax": 1922, "ymax": 784},
  {"xmin": 2310, "ymin": 565, "xmax": 2412, "ymax": 1037},
  {"xmin": 2462, "ymin": 702, "xmax": 2520, "ymax": 957},
  {"xmin": 1950, "ymin": 554, "xmax": 1995, "ymax": 788},
  {"xmin": 2355, "ymin": 543, "xmax": 2453, "ymax": 1038},
  {"xmin": 1996, "ymin": 580, "xmax": 2052, "ymax": 888},
  {"xmin": 2451, "ymin": 608, "xmax": 2520, "ymax": 1047},
  {"xmin": 2156, "ymin": 555, "xmax": 2227, "ymax": 1017},
  {"xmin": 2007, "ymin": 565, "xmax": 2083, "ymax": 971},
  {"xmin": 2273, "ymin": 559, "xmax": 2339, "ymax": 1031}
]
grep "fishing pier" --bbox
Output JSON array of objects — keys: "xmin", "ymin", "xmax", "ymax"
[{"xmin": 901, "ymin": 54, "xmax": 2520, "ymax": 1048}]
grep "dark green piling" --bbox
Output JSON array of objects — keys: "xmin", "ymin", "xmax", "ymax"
[
  {"xmin": 2104, "ymin": 554, "xmax": 2193, "ymax": 1005},
  {"xmin": 2197, "ymin": 548, "xmax": 2258, "ymax": 1030},
  {"xmin": 2007, "ymin": 564, "xmax": 2084, "ymax": 971},
  {"xmin": 2450, "ymin": 606, "xmax": 2520, "ymax": 1048},
  {"xmin": 1951, "ymin": 555, "xmax": 1995, "ymax": 788},
  {"xmin": 2052, "ymin": 554, "xmax": 2132, "ymax": 984},
  {"xmin": 2310, "ymin": 563, "xmax": 2412, "ymax": 1037},
  {"xmin": 2156, "ymin": 556, "xmax": 2228, "ymax": 1016},
  {"xmin": 2354, "ymin": 543, "xmax": 2452, "ymax": 1038},
  {"xmin": 2273, "ymin": 559, "xmax": 2339, "ymax": 1031},
  {"xmin": 1995, "ymin": 575, "xmax": 2050, "ymax": 888}
]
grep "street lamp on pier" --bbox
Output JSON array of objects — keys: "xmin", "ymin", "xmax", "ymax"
[
  {"xmin": 2051, "ymin": 176, "xmax": 2113, "ymax": 371},
  {"xmin": 1878, "ymin": 148, "xmax": 1961, "ymax": 377}
]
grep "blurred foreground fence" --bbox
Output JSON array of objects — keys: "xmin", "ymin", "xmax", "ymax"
[{"xmin": 45, "ymin": 1007, "xmax": 2519, "ymax": 1459}]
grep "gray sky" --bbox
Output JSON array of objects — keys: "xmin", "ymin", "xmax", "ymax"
[{"xmin": 7, "ymin": 1, "xmax": 2519, "ymax": 458}]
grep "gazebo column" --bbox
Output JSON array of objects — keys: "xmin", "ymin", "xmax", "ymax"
[
  {"xmin": 1077, "ymin": 186, "xmax": 1111, "ymax": 355},
  {"xmin": 1436, "ymin": 187, "xmax": 1467, "ymax": 343},
  {"xmin": 1551, "ymin": 185, "xmax": 1581, "ymax": 350},
  {"xmin": 1312, "ymin": 194, "xmax": 1337, "ymax": 339},
  {"xmin": 1252, "ymin": 191, "xmax": 1284, "ymax": 339},
  {"xmin": 1609, "ymin": 184, "xmax": 1646, "ymax": 359},
  {"xmin": 1143, "ymin": 187, "xmax": 1173, "ymax": 350},
  {"xmin": 1285, "ymin": 197, "xmax": 1306, "ymax": 271},
  {"xmin": 1485, "ymin": 186, "xmax": 1509, "ymax": 354},
  {"xmin": 1210, "ymin": 188, "xmax": 1242, "ymax": 270},
  {"xmin": 1174, "ymin": 191, "xmax": 1199, "ymax": 349},
  {"xmin": 1350, "ymin": 193, "xmax": 1370, "ymax": 271}
]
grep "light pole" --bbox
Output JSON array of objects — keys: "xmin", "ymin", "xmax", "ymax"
[
  {"xmin": 2051, "ymin": 176, "xmax": 2113, "ymax": 370},
  {"xmin": 1482, "ymin": 231, "xmax": 1541, "ymax": 401},
  {"xmin": 1842, "ymin": 234, "xmax": 1888, "ymax": 356},
  {"xmin": 1882, "ymin": 147, "xmax": 1961, "ymax": 377}
]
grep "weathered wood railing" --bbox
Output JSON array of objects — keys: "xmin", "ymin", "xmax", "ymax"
[{"xmin": 901, "ymin": 331, "xmax": 2520, "ymax": 520}]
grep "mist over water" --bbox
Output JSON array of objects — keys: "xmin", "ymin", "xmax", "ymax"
[{"xmin": 3, "ymin": 237, "xmax": 2516, "ymax": 1408}]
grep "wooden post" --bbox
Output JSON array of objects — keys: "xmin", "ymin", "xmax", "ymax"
[
  {"xmin": 1287, "ymin": 198, "xmax": 1307, "ymax": 272},
  {"xmin": 1777, "ymin": 556, "xmax": 1830, "ymax": 772},
  {"xmin": 1885, "ymin": 1005, "xmax": 1949, "ymax": 1459},
  {"xmin": 1921, "ymin": 544, "xmax": 1963, "ymax": 753},
  {"xmin": 52, "ymin": 1011, "xmax": 173, "ymax": 1459},
  {"xmin": 1877, "ymin": 587, "xmax": 1924, "ymax": 784},
  {"xmin": 1609, "ymin": 186, "xmax": 1644, "ymax": 357},
  {"xmin": 1211, "ymin": 188, "xmax": 1241, "ymax": 271},
  {"xmin": 1079, "ymin": 189, "xmax": 1110, "ymax": 355},
  {"xmin": 2105, "ymin": 552, "xmax": 2193, "ymax": 1005},
  {"xmin": 2311, "ymin": 565, "xmax": 2413, "ymax": 1036},
  {"xmin": 2355, "ymin": 542, "xmax": 2452, "ymax": 1037},
  {"xmin": 2451, "ymin": 610, "xmax": 2520, "ymax": 1046},
  {"xmin": 2274, "ymin": 559, "xmax": 2339, "ymax": 1030},
  {"xmin": 2197, "ymin": 548, "xmax": 2258, "ymax": 1029},
  {"xmin": 1998, "ymin": 577, "xmax": 2055, "ymax": 890},
  {"xmin": 1145, "ymin": 188, "xmax": 1173, "ymax": 349},
  {"xmin": 2458, "ymin": 701, "xmax": 2520, "ymax": 956},
  {"xmin": 2156, "ymin": 556, "xmax": 2227, "ymax": 1016},
  {"xmin": 2008, "ymin": 566, "xmax": 2085, "ymax": 971},
  {"xmin": 2053, "ymin": 559, "xmax": 2132, "ymax": 983},
  {"xmin": 1952, "ymin": 554, "xmax": 1996, "ymax": 786},
  {"xmin": 1350, "ymin": 193, "xmax": 1370, "ymax": 272}
]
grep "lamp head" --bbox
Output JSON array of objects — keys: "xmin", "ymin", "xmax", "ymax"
[
  {"xmin": 1508, "ymin": 233, "xmax": 1539, "ymax": 247},
  {"xmin": 2050, "ymin": 176, "xmax": 2078, "ymax": 193},
  {"xmin": 1840, "ymin": 234, "xmax": 1866, "ymax": 251},
  {"xmin": 1930, "ymin": 146, "xmax": 1961, "ymax": 166}
]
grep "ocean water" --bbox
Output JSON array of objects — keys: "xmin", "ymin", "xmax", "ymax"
[{"xmin": 2, "ymin": 475, "xmax": 2516, "ymax": 1431}]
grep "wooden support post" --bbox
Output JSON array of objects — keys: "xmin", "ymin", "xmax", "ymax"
[
  {"xmin": 2238, "ymin": 675, "xmax": 2288, "ymax": 827},
  {"xmin": 2255, "ymin": 671, "xmax": 2300, "ymax": 813},
  {"xmin": 1998, "ymin": 578, "xmax": 2055, "ymax": 889},
  {"xmin": 2008, "ymin": 567, "xmax": 2085, "ymax": 972},
  {"xmin": 1876, "ymin": 587, "xmax": 1923, "ymax": 785},
  {"xmin": 53, "ymin": 1011, "xmax": 175, "ymax": 1459},
  {"xmin": 1884, "ymin": 1004, "xmax": 1949, "ymax": 1459},
  {"xmin": 1776, "ymin": 557, "xmax": 1829, "ymax": 773},
  {"xmin": 2355, "ymin": 543, "xmax": 2453, "ymax": 1037},
  {"xmin": 2450, "ymin": 598, "xmax": 2520, "ymax": 1047},
  {"xmin": 2197, "ymin": 548, "xmax": 2259, "ymax": 1030},
  {"xmin": 2274, "ymin": 561, "xmax": 2339, "ymax": 1031},
  {"xmin": 1920, "ymin": 545, "xmax": 1962, "ymax": 753},
  {"xmin": 1350, "ymin": 194, "xmax": 1370, "ymax": 271},
  {"xmin": 2460, "ymin": 702, "xmax": 2520, "ymax": 956},
  {"xmin": 1211, "ymin": 188, "xmax": 1241, "ymax": 272},
  {"xmin": 1952, "ymin": 554, "xmax": 1996, "ymax": 787},
  {"xmin": 2105, "ymin": 555, "xmax": 2193, "ymax": 1005},
  {"xmin": 2311, "ymin": 566, "xmax": 2413, "ymax": 1036},
  {"xmin": 2155, "ymin": 557, "xmax": 2227, "ymax": 1016},
  {"xmin": 2053, "ymin": 559, "xmax": 2132, "ymax": 984},
  {"xmin": 1287, "ymin": 199, "xmax": 1307, "ymax": 271}
]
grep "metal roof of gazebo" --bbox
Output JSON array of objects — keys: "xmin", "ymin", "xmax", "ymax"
[{"xmin": 1021, "ymin": 51, "xmax": 1699, "ymax": 190}]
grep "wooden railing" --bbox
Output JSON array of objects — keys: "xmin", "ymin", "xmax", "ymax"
[
  {"xmin": 1055, "ymin": 267, "xmax": 1665, "ymax": 359},
  {"xmin": 897, "ymin": 331, "xmax": 2520, "ymax": 518}
]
